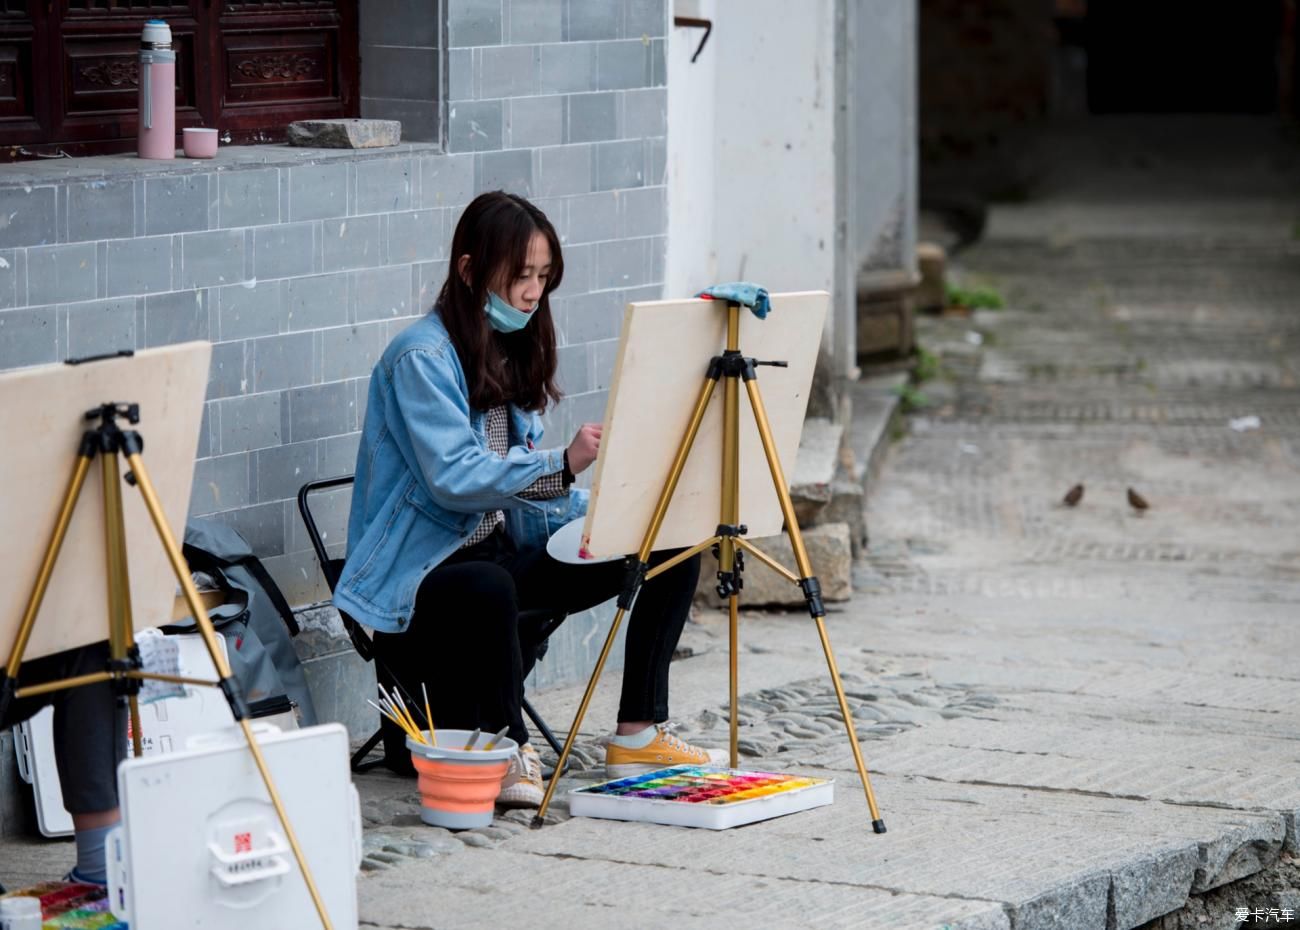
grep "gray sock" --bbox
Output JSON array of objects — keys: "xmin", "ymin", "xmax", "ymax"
[
  {"xmin": 73, "ymin": 823, "xmax": 115, "ymax": 884},
  {"xmin": 609, "ymin": 724, "xmax": 658, "ymax": 749}
]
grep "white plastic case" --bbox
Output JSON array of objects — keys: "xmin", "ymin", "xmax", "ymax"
[{"xmin": 106, "ymin": 722, "xmax": 360, "ymax": 929}]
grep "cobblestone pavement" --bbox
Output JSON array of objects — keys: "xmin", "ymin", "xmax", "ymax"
[{"xmin": 339, "ymin": 118, "xmax": 1300, "ymax": 930}]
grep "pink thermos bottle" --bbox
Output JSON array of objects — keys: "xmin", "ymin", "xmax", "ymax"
[{"xmin": 137, "ymin": 20, "xmax": 175, "ymax": 159}]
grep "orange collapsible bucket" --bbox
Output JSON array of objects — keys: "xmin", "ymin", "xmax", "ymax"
[{"xmin": 408, "ymin": 729, "xmax": 517, "ymax": 829}]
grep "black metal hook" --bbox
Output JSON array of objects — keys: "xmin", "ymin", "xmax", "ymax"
[{"xmin": 673, "ymin": 16, "xmax": 712, "ymax": 64}]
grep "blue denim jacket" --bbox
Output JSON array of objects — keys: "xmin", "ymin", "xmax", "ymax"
[{"xmin": 334, "ymin": 310, "xmax": 588, "ymax": 633}]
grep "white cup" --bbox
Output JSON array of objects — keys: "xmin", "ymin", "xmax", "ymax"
[
  {"xmin": 0, "ymin": 896, "xmax": 42, "ymax": 930},
  {"xmin": 182, "ymin": 127, "xmax": 219, "ymax": 158}
]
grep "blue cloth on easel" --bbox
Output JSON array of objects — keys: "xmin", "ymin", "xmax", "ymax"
[{"xmin": 696, "ymin": 282, "xmax": 771, "ymax": 319}]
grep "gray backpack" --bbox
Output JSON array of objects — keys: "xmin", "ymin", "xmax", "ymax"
[{"xmin": 169, "ymin": 518, "xmax": 319, "ymax": 726}]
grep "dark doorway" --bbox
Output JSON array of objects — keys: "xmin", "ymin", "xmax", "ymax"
[{"xmin": 1086, "ymin": 0, "xmax": 1282, "ymax": 113}]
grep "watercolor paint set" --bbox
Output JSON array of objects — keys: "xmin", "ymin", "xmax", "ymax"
[
  {"xmin": 0, "ymin": 880, "xmax": 126, "ymax": 929},
  {"xmin": 568, "ymin": 765, "xmax": 833, "ymax": 829}
]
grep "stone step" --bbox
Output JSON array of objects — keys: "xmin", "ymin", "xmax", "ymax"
[
  {"xmin": 915, "ymin": 240, "xmax": 948, "ymax": 313},
  {"xmin": 801, "ymin": 371, "xmax": 906, "ymax": 557},
  {"xmin": 819, "ymin": 469, "xmax": 868, "ymax": 556},
  {"xmin": 847, "ymin": 372, "xmax": 908, "ymax": 491},
  {"xmin": 857, "ymin": 268, "xmax": 918, "ymax": 359},
  {"xmin": 790, "ymin": 415, "xmax": 876, "ymax": 558},
  {"xmin": 789, "ymin": 417, "xmax": 843, "ymax": 525}
]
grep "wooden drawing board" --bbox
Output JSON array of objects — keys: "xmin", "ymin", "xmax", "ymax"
[
  {"xmin": 582, "ymin": 292, "xmax": 828, "ymax": 558},
  {"xmin": 0, "ymin": 342, "xmax": 210, "ymax": 660}
]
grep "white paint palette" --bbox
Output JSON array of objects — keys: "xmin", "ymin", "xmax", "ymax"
[{"xmin": 569, "ymin": 765, "xmax": 833, "ymax": 830}]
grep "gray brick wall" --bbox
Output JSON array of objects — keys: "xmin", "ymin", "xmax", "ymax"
[
  {"xmin": 360, "ymin": 0, "xmax": 443, "ymax": 142},
  {"xmin": 0, "ymin": 0, "xmax": 669, "ymax": 621},
  {"xmin": 447, "ymin": 0, "xmax": 669, "ymax": 464}
]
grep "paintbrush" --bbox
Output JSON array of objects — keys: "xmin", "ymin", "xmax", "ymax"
[
  {"xmin": 481, "ymin": 726, "xmax": 510, "ymax": 751},
  {"xmin": 462, "ymin": 727, "xmax": 482, "ymax": 751},
  {"xmin": 388, "ymin": 700, "xmax": 426, "ymax": 745},
  {"xmin": 367, "ymin": 698, "xmax": 423, "ymax": 744},
  {"xmin": 376, "ymin": 682, "xmax": 399, "ymax": 716},
  {"xmin": 422, "ymin": 682, "xmax": 437, "ymax": 747},
  {"xmin": 379, "ymin": 683, "xmax": 421, "ymax": 737},
  {"xmin": 377, "ymin": 691, "xmax": 425, "ymax": 745},
  {"xmin": 392, "ymin": 690, "xmax": 421, "ymax": 736}
]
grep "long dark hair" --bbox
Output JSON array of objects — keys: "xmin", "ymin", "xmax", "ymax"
[{"xmin": 436, "ymin": 191, "xmax": 564, "ymax": 413}]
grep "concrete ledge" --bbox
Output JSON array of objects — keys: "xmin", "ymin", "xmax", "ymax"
[
  {"xmin": 0, "ymin": 140, "xmax": 444, "ymax": 188},
  {"xmin": 848, "ymin": 371, "xmax": 909, "ymax": 489},
  {"xmin": 790, "ymin": 417, "xmax": 843, "ymax": 523}
]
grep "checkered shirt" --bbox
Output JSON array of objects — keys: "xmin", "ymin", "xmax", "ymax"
[{"xmin": 460, "ymin": 404, "xmax": 567, "ymax": 548}]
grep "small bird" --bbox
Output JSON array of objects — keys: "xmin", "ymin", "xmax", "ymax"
[
  {"xmin": 1127, "ymin": 488, "xmax": 1150, "ymax": 512},
  {"xmin": 1062, "ymin": 484, "xmax": 1084, "ymax": 507}
]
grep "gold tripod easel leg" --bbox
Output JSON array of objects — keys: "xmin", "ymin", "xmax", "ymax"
[
  {"xmin": 743, "ymin": 377, "xmax": 887, "ymax": 833},
  {"xmin": 532, "ymin": 375, "xmax": 721, "ymax": 828},
  {"xmin": 727, "ymin": 595, "xmax": 739, "ymax": 766},
  {"xmin": 101, "ymin": 448, "xmax": 144, "ymax": 758},
  {"xmin": 720, "ymin": 305, "xmax": 743, "ymax": 769},
  {"xmin": 124, "ymin": 450, "xmax": 336, "ymax": 929},
  {"xmin": 4, "ymin": 453, "xmax": 94, "ymax": 683}
]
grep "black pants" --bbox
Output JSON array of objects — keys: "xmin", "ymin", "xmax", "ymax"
[
  {"xmin": 372, "ymin": 528, "xmax": 700, "ymax": 760},
  {"xmin": 0, "ymin": 642, "xmax": 125, "ymax": 814}
]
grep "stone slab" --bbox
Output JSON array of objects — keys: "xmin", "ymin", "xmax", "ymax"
[
  {"xmin": 790, "ymin": 417, "xmax": 843, "ymax": 522},
  {"xmin": 508, "ymin": 771, "xmax": 1281, "ymax": 930},
  {"xmin": 359, "ymin": 846, "xmax": 1012, "ymax": 930},
  {"xmin": 491, "ymin": 581, "xmax": 1300, "ymax": 930},
  {"xmin": 694, "ymin": 523, "xmax": 853, "ymax": 608},
  {"xmin": 287, "ymin": 119, "xmax": 402, "ymax": 149},
  {"xmin": 820, "ymin": 472, "xmax": 868, "ymax": 555}
]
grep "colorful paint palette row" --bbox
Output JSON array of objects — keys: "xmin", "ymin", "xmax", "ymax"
[
  {"xmin": 0, "ymin": 881, "xmax": 125, "ymax": 929},
  {"xmin": 570, "ymin": 765, "xmax": 835, "ymax": 830},
  {"xmin": 588, "ymin": 766, "xmax": 823, "ymax": 804}
]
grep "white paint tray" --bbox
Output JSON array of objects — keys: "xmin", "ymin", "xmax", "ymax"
[{"xmin": 568, "ymin": 765, "xmax": 833, "ymax": 830}]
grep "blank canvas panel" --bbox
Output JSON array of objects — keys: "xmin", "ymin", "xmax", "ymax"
[
  {"xmin": 582, "ymin": 292, "xmax": 828, "ymax": 558},
  {"xmin": 0, "ymin": 343, "xmax": 210, "ymax": 660}
]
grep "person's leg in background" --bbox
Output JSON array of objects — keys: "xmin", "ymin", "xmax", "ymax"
[
  {"xmin": 0, "ymin": 643, "xmax": 125, "ymax": 886},
  {"xmin": 51, "ymin": 643, "xmax": 125, "ymax": 885},
  {"xmin": 506, "ymin": 546, "xmax": 702, "ymax": 730},
  {"xmin": 613, "ymin": 551, "xmax": 701, "ymax": 728}
]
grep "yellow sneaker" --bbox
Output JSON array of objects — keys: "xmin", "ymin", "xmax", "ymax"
[
  {"xmin": 498, "ymin": 743, "xmax": 543, "ymax": 809},
  {"xmin": 605, "ymin": 724, "xmax": 725, "ymax": 779}
]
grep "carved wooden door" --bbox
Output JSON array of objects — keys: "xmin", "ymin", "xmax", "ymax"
[
  {"xmin": 213, "ymin": 0, "xmax": 357, "ymax": 142},
  {"xmin": 0, "ymin": 0, "xmax": 357, "ymax": 159},
  {"xmin": 58, "ymin": 1, "xmax": 204, "ymax": 150}
]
